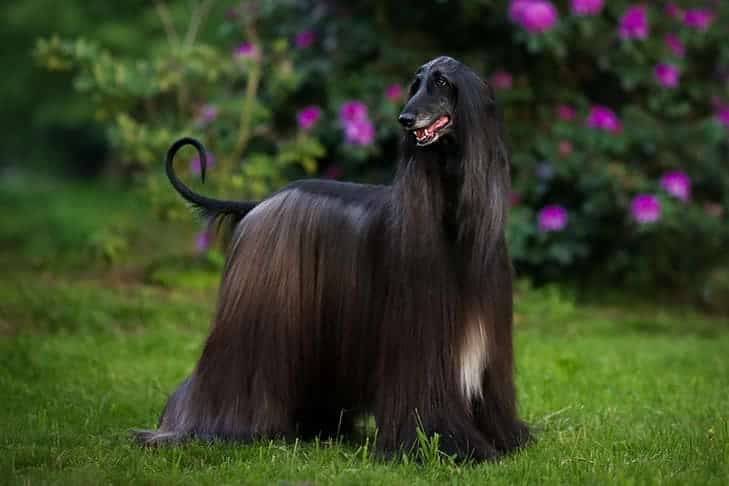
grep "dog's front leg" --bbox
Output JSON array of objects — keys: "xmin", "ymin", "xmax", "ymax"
[{"xmin": 373, "ymin": 383, "xmax": 500, "ymax": 462}]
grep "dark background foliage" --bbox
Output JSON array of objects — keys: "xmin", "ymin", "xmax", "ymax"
[{"xmin": 4, "ymin": 0, "xmax": 729, "ymax": 304}]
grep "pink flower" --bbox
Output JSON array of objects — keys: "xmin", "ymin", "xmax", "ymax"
[
  {"xmin": 190, "ymin": 153, "xmax": 215, "ymax": 175},
  {"xmin": 509, "ymin": 0, "xmax": 531, "ymax": 21},
  {"xmin": 618, "ymin": 5, "xmax": 649, "ymax": 40},
  {"xmin": 558, "ymin": 140, "xmax": 573, "ymax": 157},
  {"xmin": 664, "ymin": 33, "xmax": 685, "ymax": 57},
  {"xmin": 195, "ymin": 104, "xmax": 218, "ymax": 126},
  {"xmin": 654, "ymin": 64, "xmax": 680, "ymax": 88},
  {"xmin": 683, "ymin": 9, "xmax": 713, "ymax": 30},
  {"xmin": 490, "ymin": 70, "xmax": 513, "ymax": 90},
  {"xmin": 385, "ymin": 84, "xmax": 403, "ymax": 102},
  {"xmin": 233, "ymin": 42, "xmax": 260, "ymax": 60},
  {"xmin": 631, "ymin": 194, "xmax": 661, "ymax": 224},
  {"xmin": 344, "ymin": 119, "xmax": 375, "ymax": 145},
  {"xmin": 195, "ymin": 228, "xmax": 211, "ymax": 253},
  {"xmin": 660, "ymin": 170, "xmax": 691, "ymax": 201},
  {"xmin": 716, "ymin": 105, "xmax": 729, "ymax": 129},
  {"xmin": 296, "ymin": 105, "xmax": 322, "ymax": 130},
  {"xmin": 665, "ymin": 3, "xmax": 683, "ymax": 19},
  {"xmin": 557, "ymin": 104, "xmax": 577, "ymax": 121},
  {"xmin": 510, "ymin": 0, "xmax": 559, "ymax": 33},
  {"xmin": 339, "ymin": 101, "xmax": 369, "ymax": 124},
  {"xmin": 522, "ymin": 1, "xmax": 559, "ymax": 33},
  {"xmin": 570, "ymin": 0, "xmax": 604, "ymax": 16},
  {"xmin": 537, "ymin": 205, "xmax": 568, "ymax": 232},
  {"xmin": 339, "ymin": 100, "xmax": 374, "ymax": 145},
  {"xmin": 586, "ymin": 105, "xmax": 622, "ymax": 133},
  {"xmin": 294, "ymin": 30, "xmax": 316, "ymax": 49}
]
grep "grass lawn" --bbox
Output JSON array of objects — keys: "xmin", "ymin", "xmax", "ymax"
[{"xmin": 1, "ymin": 176, "xmax": 728, "ymax": 485}]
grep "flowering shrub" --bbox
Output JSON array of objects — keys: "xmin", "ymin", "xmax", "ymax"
[{"xmin": 34, "ymin": 0, "xmax": 729, "ymax": 293}]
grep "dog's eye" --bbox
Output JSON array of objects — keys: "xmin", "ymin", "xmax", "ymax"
[{"xmin": 435, "ymin": 77, "xmax": 448, "ymax": 88}]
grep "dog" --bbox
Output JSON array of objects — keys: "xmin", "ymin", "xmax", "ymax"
[{"xmin": 134, "ymin": 55, "xmax": 529, "ymax": 461}]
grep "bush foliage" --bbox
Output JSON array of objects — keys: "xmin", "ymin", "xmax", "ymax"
[{"xmin": 33, "ymin": 0, "xmax": 729, "ymax": 292}]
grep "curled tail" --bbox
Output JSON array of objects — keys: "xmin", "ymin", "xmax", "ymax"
[{"xmin": 166, "ymin": 137, "xmax": 257, "ymax": 231}]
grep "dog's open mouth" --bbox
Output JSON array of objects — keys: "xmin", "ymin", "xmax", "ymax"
[{"xmin": 413, "ymin": 116, "xmax": 451, "ymax": 146}]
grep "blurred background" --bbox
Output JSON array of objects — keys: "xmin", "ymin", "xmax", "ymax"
[{"xmin": 2, "ymin": 0, "xmax": 729, "ymax": 313}]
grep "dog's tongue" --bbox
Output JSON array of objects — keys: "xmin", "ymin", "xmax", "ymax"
[
  {"xmin": 430, "ymin": 116, "xmax": 449, "ymax": 131},
  {"xmin": 416, "ymin": 116, "xmax": 449, "ymax": 139}
]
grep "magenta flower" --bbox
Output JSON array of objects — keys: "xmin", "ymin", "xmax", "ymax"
[
  {"xmin": 294, "ymin": 30, "xmax": 316, "ymax": 49},
  {"xmin": 664, "ymin": 33, "xmax": 685, "ymax": 58},
  {"xmin": 570, "ymin": 0, "xmax": 604, "ymax": 16},
  {"xmin": 490, "ymin": 70, "xmax": 513, "ymax": 90},
  {"xmin": 344, "ymin": 119, "xmax": 375, "ymax": 145},
  {"xmin": 190, "ymin": 153, "xmax": 216, "ymax": 175},
  {"xmin": 509, "ymin": 0, "xmax": 532, "ymax": 21},
  {"xmin": 537, "ymin": 205, "xmax": 568, "ymax": 232},
  {"xmin": 557, "ymin": 104, "xmax": 577, "ymax": 121},
  {"xmin": 660, "ymin": 170, "xmax": 691, "ymax": 201},
  {"xmin": 385, "ymin": 84, "xmax": 403, "ymax": 102},
  {"xmin": 631, "ymin": 194, "xmax": 661, "ymax": 224},
  {"xmin": 586, "ymin": 105, "xmax": 622, "ymax": 133},
  {"xmin": 510, "ymin": 0, "xmax": 558, "ymax": 33},
  {"xmin": 618, "ymin": 5, "xmax": 649, "ymax": 40},
  {"xmin": 654, "ymin": 64, "xmax": 680, "ymax": 88},
  {"xmin": 665, "ymin": 3, "xmax": 683, "ymax": 19},
  {"xmin": 683, "ymin": 9, "xmax": 713, "ymax": 30},
  {"xmin": 296, "ymin": 105, "xmax": 322, "ymax": 131},
  {"xmin": 339, "ymin": 101, "xmax": 369, "ymax": 124},
  {"xmin": 522, "ymin": 1, "xmax": 559, "ymax": 33},
  {"xmin": 339, "ymin": 100, "xmax": 374, "ymax": 145},
  {"xmin": 233, "ymin": 42, "xmax": 260, "ymax": 60},
  {"xmin": 195, "ymin": 104, "xmax": 218, "ymax": 126},
  {"xmin": 716, "ymin": 105, "xmax": 729, "ymax": 129},
  {"xmin": 558, "ymin": 140, "xmax": 573, "ymax": 157},
  {"xmin": 195, "ymin": 228, "xmax": 211, "ymax": 253}
]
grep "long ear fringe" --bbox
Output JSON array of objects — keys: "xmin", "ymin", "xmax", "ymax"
[{"xmin": 454, "ymin": 68, "xmax": 510, "ymax": 267}]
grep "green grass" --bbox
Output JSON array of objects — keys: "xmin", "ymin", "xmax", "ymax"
[{"xmin": 1, "ymin": 176, "xmax": 728, "ymax": 485}]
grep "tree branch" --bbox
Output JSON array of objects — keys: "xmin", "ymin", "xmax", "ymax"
[
  {"xmin": 184, "ymin": 0, "xmax": 217, "ymax": 49},
  {"xmin": 154, "ymin": 0, "xmax": 180, "ymax": 47}
]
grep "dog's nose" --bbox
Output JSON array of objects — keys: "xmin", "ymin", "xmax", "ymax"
[{"xmin": 398, "ymin": 113, "xmax": 416, "ymax": 128}]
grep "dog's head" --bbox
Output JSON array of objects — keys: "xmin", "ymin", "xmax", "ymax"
[{"xmin": 399, "ymin": 56, "xmax": 495, "ymax": 148}]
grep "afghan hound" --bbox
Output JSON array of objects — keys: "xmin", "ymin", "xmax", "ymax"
[{"xmin": 134, "ymin": 56, "xmax": 529, "ymax": 461}]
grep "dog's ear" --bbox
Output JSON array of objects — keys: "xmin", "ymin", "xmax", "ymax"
[{"xmin": 454, "ymin": 67, "xmax": 510, "ymax": 268}]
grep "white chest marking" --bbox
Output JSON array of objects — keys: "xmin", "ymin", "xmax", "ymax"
[{"xmin": 459, "ymin": 319, "xmax": 488, "ymax": 402}]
